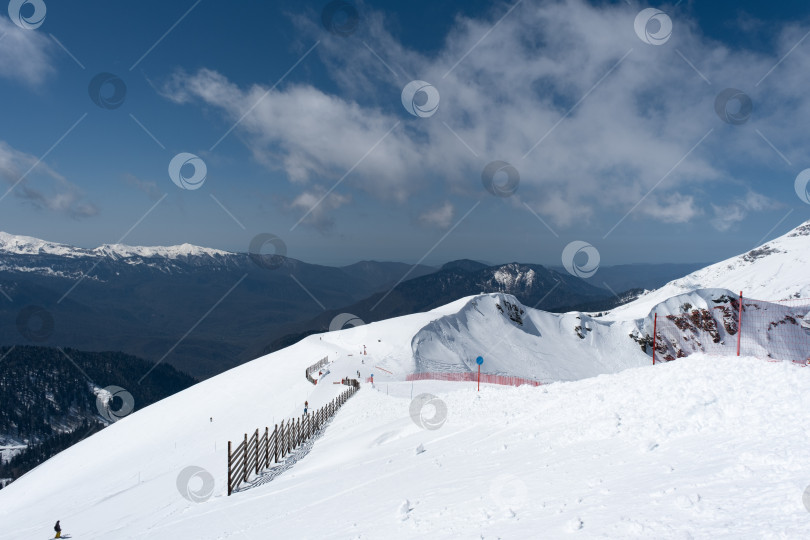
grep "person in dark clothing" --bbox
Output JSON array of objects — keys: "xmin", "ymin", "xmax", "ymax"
[
  {"xmin": 304, "ymin": 400, "xmax": 308, "ymax": 414},
  {"xmin": 54, "ymin": 520, "xmax": 61, "ymax": 538}
]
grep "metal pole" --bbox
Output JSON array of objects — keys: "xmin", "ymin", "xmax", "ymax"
[
  {"xmin": 737, "ymin": 291, "xmax": 743, "ymax": 357},
  {"xmin": 652, "ymin": 313, "xmax": 657, "ymax": 365}
]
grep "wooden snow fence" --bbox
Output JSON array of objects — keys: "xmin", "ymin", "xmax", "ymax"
[
  {"xmin": 305, "ymin": 356, "xmax": 329, "ymax": 384},
  {"xmin": 227, "ymin": 378, "xmax": 360, "ymax": 496}
]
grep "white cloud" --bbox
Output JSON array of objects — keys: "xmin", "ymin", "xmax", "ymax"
[
  {"xmin": 124, "ymin": 173, "xmax": 163, "ymax": 202},
  {"xmin": 0, "ymin": 141, "xmax": 98, "ymax": 218},
  {"xmin": 710, "ymin": 191, "xmax": 782, "ymax": 231},
  {"xmin": 0, "ymin": 18, "xmax": 54, "ymax": 86},
  {"xmin": 640, "ymin": 193, "xmax": 702, "ymax": 224},
  {"xmin": 418, "ymin": 202, "xmax": 455, "ymax": 229},
  {"xmin": 163, "ymin": 0, "xmax": 810, "ymax": 232},
  {"xmin": 289, "ymin": 189, "xmax": 351, "ymax": 232}
]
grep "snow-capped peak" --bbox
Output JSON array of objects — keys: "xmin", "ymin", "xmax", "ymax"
[
  {"xmin": 0, "ymin": 231, "xmax": 234, "ymax": 260},
  {"xmin": 0, "ymin": 231, "xmax": 92, "ymax": 257},
  {"xmin": 93, "ymin": 243, "xmax": 233, "ymax": 259},
  {"xmin": 491, "ymin": 263, "xmax": 537, "ymax": 290}
]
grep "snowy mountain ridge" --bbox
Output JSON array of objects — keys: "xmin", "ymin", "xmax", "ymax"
[
  {"xmin": 604, "ymin": 219, "xmax": 810, "ymax": 320},
  {"xmin": 411, "ymin": 293, "xmax": 651, "ymax": 382},
  {"xmin": 491, "ymin": 263, "xmax": 537, "ymax": 290},
  {"xmin": 0, "ymin": 231, "xmax": 233, "ymax": 260},
  {"xmin": 409, "ymin": 220, "xmax": 810, "ymax": 378}
]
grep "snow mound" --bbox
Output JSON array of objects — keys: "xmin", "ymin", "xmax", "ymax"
[{"xmin": 411, "ymin": 293, "xmax": 651, "ymax": 382}]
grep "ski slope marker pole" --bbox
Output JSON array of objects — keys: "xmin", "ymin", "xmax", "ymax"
[
  {"xmin": 652, "ymin": 313, "xmax": 657, "ymax": 365},
  {"xmin": 737, "ymin": 291, "xmax": 743, "ymax": 357},
  {"xmin": 476, "ymin": 356, "xmax": 484, "ymax": 391}
]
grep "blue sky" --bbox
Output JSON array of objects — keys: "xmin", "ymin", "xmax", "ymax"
[{"xmin": 1, "ymin": 0, "xmax": 810, "ymax": 268}]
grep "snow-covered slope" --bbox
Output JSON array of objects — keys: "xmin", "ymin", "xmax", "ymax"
[
  {"xmin": 605, "ymin": 220, "xmax": 810, "ymax": 320},
  {"xmin": 411, "ymin": 293, "xmax": 650, "ymax": 382},
  {"xmin": 2, "ymin": 345, "xmax": 809, "ymax": 538},
  {"xmin": 0, "ymin": 299, "xmax": 468, "ymax": 539},
  {"xmin": 2, "ymin": 221, "xmax": 809, "ymax": 538}
]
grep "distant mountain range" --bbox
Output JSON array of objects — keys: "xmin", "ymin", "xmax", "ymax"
[
  {"xmin": 0, "ymin": 232, "xmax": 433, "ymax": 378},
  {"xmin": 264, "ymin": 260, "xmax": 612, "ymax": 352},
  {"xmin": 0, "ymin": 231, "xmax": 707, "ymax": 377}
]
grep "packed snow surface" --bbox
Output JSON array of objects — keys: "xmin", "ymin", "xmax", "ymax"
[{"xmin": 2, "ymin": 313, "xmax": 809, "ymax": 538}]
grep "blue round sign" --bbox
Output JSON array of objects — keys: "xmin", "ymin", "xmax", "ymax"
[{"xmin": 476, "ymin": 356, "xmax": 484, "ymax": 365}]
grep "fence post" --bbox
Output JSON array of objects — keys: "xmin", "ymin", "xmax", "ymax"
[
  {"xmin": 737, "ymin": 291, "xmax": 743, "ymax": 357},
  {"xmin": 263, "ymin": 427, "xmax": 269, "ymax": 469},
  {"xmin": 242, "ymin": 433, "xmax": 249, "ymax": 482},
  {"xmin": 652, "ymin": 313, "xmax": 657, "ymax": 365},
  {"xmin": 225, "ymin": 373, "xmax": 363, "ymax": 498},
  {"xmin": 254, "ymin": 429, "xmax": 260, "ymax": 474},
  {"xmin": 280, "ymin": 421, "xmax": 286, "ymax": 459}
]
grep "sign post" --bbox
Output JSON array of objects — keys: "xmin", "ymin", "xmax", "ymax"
[{"xmin": 476, "ymin": 356, "xmax": 484, "ymax": 391}]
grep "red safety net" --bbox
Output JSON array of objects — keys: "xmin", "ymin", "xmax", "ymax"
[
  {"xmin": 406, "ymin": 372, "xmax": 543, "ymax": 387},
  {"xmin": 653, "ymin": 294, "xmax": 810, "ymax": 364}
]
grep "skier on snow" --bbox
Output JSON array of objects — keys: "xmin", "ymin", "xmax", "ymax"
[{"xmin": 54, "ymin": 520, "xmax": 61, "ymax": 538}]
